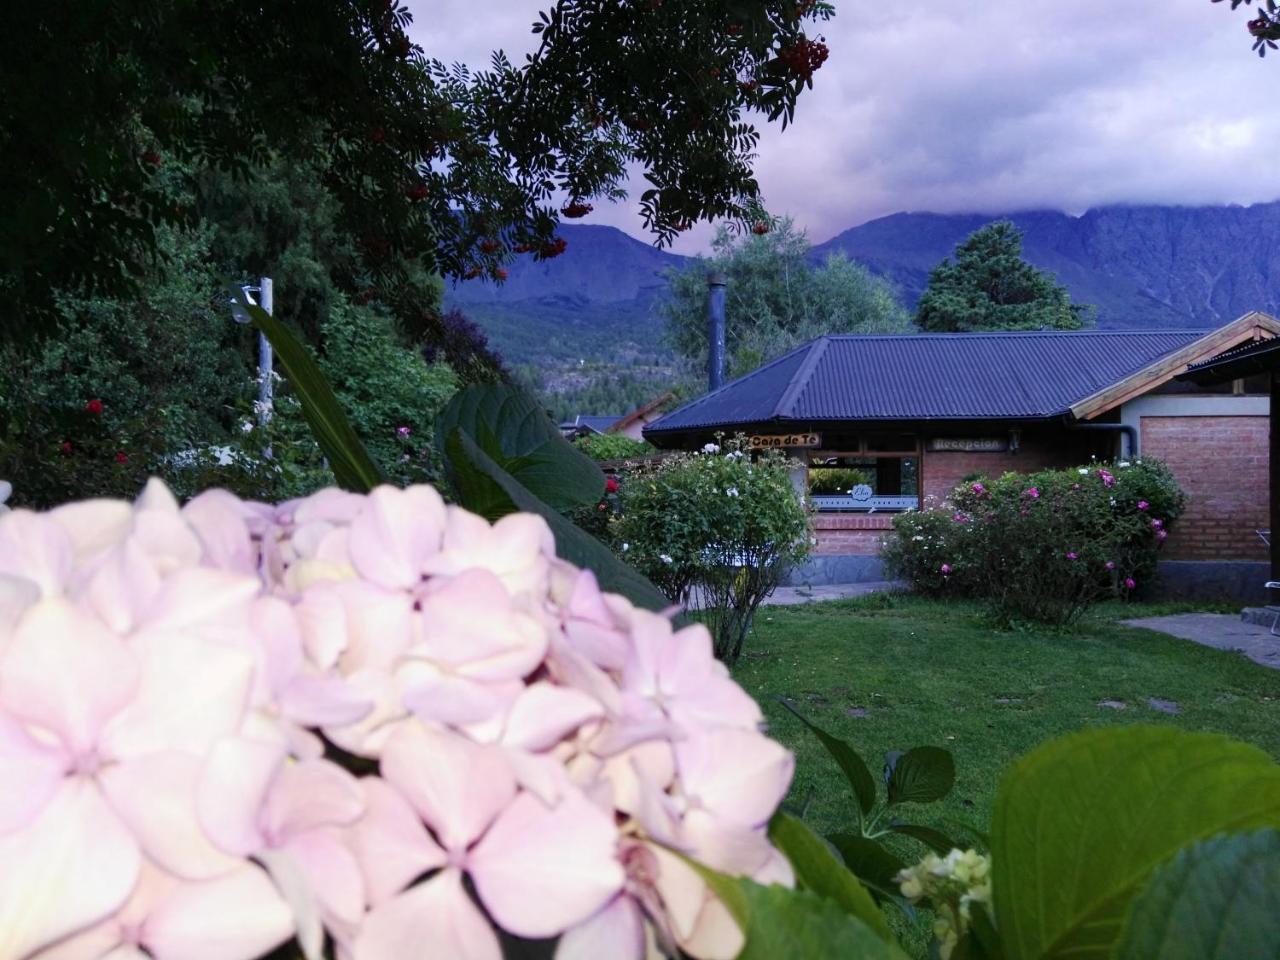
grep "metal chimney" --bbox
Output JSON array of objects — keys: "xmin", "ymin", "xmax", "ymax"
[{"xmin": 707, "ymin": 271, "xmax": 727, "ymax": 391}]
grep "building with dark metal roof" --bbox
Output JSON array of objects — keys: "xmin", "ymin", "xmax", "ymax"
[{"xmin": 642, "ymin": 313, "xmax": 1280, "ymax": 598}]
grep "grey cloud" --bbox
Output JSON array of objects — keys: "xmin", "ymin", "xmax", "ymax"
[{"xmin": 408, "ymin": 1, "xmax": 1280, "ymax": 253}]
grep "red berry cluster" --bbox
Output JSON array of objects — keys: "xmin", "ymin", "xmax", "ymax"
[
  {"xmin": 370, "ymin": 125, "xmax": 386, "ymax": 143},
  {"xmin": 778, "ymin": 36, "xmax": 828, "ymax": 80},
  {"xmin": 751, "ymin": 222, "xmax": 770, "ymax": 235},
  {"xmin": 561, "ymin": 201, "xmax": 594, "ymax": 219},
  {"xmin": 738, "ymin": 79, "xmax": 758, "ymax": 94},
  {"xmin": 795, "ymin": 0, "xmax": 817, "ymax": 16},
  {"xmin": 404, "ymin": 182, "xmax": 428, "ymax": 201},
  {"xmin": 494, "ymin": 268, "xmax": 509, "ymax": 281},
  {"xmin": 1248, "ymin": 16, "xmax": 1274, "ymax": 36},
  {"xmin": 512, "ymin": 243, "xmax": 534, "ymax": 254},
  {"xmin": 463, "ymin": 266, "xmax": 482, "ymax": 280},
  {"xmin": 478, "ymin": 239, "xmax": 502, "ymax": 254},
  {"xmin": 539, "ymin": 237, "xmax": 568, "ymax": 259},
  {"xmin": 141, "ymin": 150, "xmax": 161, "ymax": 167}
]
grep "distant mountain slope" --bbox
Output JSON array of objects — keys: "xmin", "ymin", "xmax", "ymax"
[
  {"xmin": 813, "ymin": 203, "xmax": 1280, "ymax": 329},
  {"xmin": 444, "ymin": 202, "xmax": 1280, "ymax": 367}
]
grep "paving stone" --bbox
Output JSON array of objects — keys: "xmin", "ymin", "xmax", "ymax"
[
  {"xmin": 1097, "ymin": 699, "xmax": 1127, "ymax": 710},
  {"xmin": 1147, "ymin": 697, "xmax": 1180, "ymax": 715},
  {"xmin": 846, "ymin": 706, "xmax": 869, "ymax": 719}
]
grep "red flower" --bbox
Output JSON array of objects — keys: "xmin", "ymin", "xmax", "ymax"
[
  {"xmin": 60, "ymin": 441, "xmax": 73, "ymax": 455},
  {"xmin": 114, "ymin": 451, "xmax": 129, "ymax": 464},
  {"xmin": 85, "ymin": 398, "xmax": 104, "ymax": 415},
  {"xmin": 141, "ymin": 150, "xmax": 161, "ymax": 167},
  {"xmin": 605, "ymin": 476, "xmax": 620, "ymax": 493}
]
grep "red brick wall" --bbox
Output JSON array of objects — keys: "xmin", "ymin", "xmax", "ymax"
[
  {"xmin": 922, "ymin": 431, "xmax": 1096, "ymax": 505},
  {"xmin": 811, "ymin": 514, "xmax": 894, "ymax": 556},
  {"xmin": 1139, "ymin": 416, "xmax": 1268, "ymax": 562}
]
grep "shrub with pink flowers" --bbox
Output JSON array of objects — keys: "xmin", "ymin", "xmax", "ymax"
[
  {"xmin": 883, "ymin": 460, "xmax": 1186, "ymax": 624},
  {"xmin": 0, "ymin": 479, "xmax": 795, "ymax": 960}
]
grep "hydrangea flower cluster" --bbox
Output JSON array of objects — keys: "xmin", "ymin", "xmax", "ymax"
[
  {"xmin": 0, "ymin": 480, "xmax": 794, "ymax": 960},
  {"xmin": 896, "ymin": 848, "xmax": 992, "ymax": 960}
]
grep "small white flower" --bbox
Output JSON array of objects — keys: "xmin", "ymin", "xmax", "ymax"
[
  {"xmin": 1109, "ymin": 497, "xmax": 1117, "ymax": 506},
  {"xmin": 726, "ymin": 487, "xmax": 739, "ymax": 497},
  {"xmin": 659, "ymin": 553, "xmax": 674, "ymax": 564},
  {"xmin": 621, "ymin": 543, "xmax": 630, "ymax": 552},
  {"xmin": 1118, "ymin": 460, "xmax": 1131, "ymax": 468},
  {"xmin": 702, "ymin": 442, "xmax": 720, "ymax": 454},
  {"xmin": 240, "ymin": 419, "xmax": 255, "ymax": 434},
  {"xmin": 1078, "ymin": 468, "xmax": 1089, "ymax": 475}
]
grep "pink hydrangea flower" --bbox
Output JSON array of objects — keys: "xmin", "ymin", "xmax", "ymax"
[{"xmin": 0, "ymin": 479, "xmax": 792, "ymax": 960}]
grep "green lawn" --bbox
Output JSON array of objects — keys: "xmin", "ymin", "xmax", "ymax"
[{"xmin": 736, "ymin": 592, "xmax": 1280, "ymax": 853}]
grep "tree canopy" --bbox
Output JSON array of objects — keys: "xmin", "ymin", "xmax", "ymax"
[
  {"xmin": 662, "ymin": 219, "xmax": 911, "ymax": 379},
  {"xmin": 2, "ymin": 0, "xmax": 834, "ymax": 333},
  {"xmin": 914, "ymin": 220, "xmax": 1093, "ymax": 333}
]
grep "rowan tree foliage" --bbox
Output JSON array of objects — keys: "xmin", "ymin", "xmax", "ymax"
[
  {"xmin": 915, "ymin": 220, "xmax": 1093, "ymax": 333},
  {"xmin": 2, "ymin": 0, "xmax": 834, "ymax": 334},
  {"xmin": 662, "ymin": 219, "xmax": 910, "ymax": 378},
  {"xmin": 1213, "ymin": 0, "xmax": 1280, "ymax": 55}
]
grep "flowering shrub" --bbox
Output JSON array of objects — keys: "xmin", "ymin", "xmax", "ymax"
[
  {"xmin": 0, "ymin": 479, "xmax": 794, "ymax": 960},
  {"xmin": 611, "ymin": 437, "xmax": 811, "ymax": 661},
  {"xmin": 572, "ymin": 433, "xmax": 654, "ymax": 462},
  {"xmin": 882, "ymin": 460, "xmax": 1186, "ymax": 624}
]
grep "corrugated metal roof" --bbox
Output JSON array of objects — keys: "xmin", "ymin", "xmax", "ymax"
[
  {"xmin": 561, "ymin": 415, "xmax": 622, "ymax": 434},
  {"xmin": 646, "ymin": 330, "xmax": 1209, "ymax": 434}
]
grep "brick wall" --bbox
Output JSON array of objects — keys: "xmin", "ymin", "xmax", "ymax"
[
  {"xmin": 922, "ymin": 432, "xmax": 1095, "ymax": 505},
  {"xmin": 811, "ymin": 514, "xmax": 894, "ymax": 556},
  {"xmin": 1139, "ymin": 415, "xmax": 1269, "ymax": 562}
]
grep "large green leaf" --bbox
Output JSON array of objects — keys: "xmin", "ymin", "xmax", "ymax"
[
  {"xmin": 239, "ymin": 294, "xmax": 384, "ymax": 492},
  {"xmin": 888, "ymin": 823, "xmax": 959, "ymax": 855},
  {"xmin": 768, "ymin": 813, "xmax": 893, "ymax": 942},
  {"xmin": 827, "ymin": 833, "xmax": 908, "ymax": 897},
  {"xmin": 885, "ymin": 746, "xmax": 955, "ymax": 805},
  {"xmin": 695, "ymin": 866, "xmax": 910, "ymax": 960},
  {"xmin": 777, "ymin": 698, "xmax": 878, "ymax": 816},
  {"xmin": 435, "ymin": 383, "xmax": 603, "ymax": 513},
  {"xmin": 444, "ymin": 429, "xmax": 673, "ymax": 614},
  {"xmin": 1114, "ymin": 830, "xmax": 1280, "ymax": 960},
  {"xmin": 991, "ymin": 726, "xmax": 1280, "ymax": 960}
]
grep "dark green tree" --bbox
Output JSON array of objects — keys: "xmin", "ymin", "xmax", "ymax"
[
  {"xmin": 2, "ymin": 1, "xmax": 834, "ymax": 334},
  {"xmin": 1213, "ymin": 0, "xmax": 1280, "ymax": 55},
  {"xmin": 662, "ymin": 218, "xmax": 911, "ymax": 378},
  {"xmin": 915, "ymin": 220, "xmax": 1093, "ymax": 333}
]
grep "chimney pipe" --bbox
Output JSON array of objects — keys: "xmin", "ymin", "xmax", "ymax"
[{"xmin": 707, "ymin": 271, "xmax": 727, "ymax": 392}]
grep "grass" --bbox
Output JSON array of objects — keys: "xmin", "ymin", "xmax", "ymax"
[{"xmin": 734, "ymin": 591, "xmax": 1280, "ymax": 866}]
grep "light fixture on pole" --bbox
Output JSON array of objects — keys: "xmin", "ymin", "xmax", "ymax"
[{"xmin": 229, "ymin": 278, "xmax": 275, "ymax": 428}]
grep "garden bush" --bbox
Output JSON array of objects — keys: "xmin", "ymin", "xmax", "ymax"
[
  {"xmin": 572, "ymin": 432, "xmax": 655, "ymax": 461},
  {"xmin": 611, "ymin": 436, "xmax": 811, "ymax": 661},
  {"xmin": 882, "ymin": 459, "xmax": 1186, "ymax": 624}
]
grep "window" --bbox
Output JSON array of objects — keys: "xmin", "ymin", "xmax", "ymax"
[{"xmin": 808, "ymin": 451, "xmax": 919, "ymax": 512}]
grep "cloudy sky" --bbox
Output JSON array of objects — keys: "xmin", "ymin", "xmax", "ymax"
[{"xmin": 409, "ymin": 1, "xmax": 1276, "ymax": 254}]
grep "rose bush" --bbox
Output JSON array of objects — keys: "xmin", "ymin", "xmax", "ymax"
[
  {"xmin": 0, "ymin": 479, "xmax": 794, "ymax": 960},
  {"xmin": 882, "ymin": 460, "xmax": 1186, "ymax": 624}
]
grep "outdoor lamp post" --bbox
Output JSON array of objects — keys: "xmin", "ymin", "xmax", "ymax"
[{"xmin": 229, "ymin": 277, "xmax": 274, "ymax": 428}]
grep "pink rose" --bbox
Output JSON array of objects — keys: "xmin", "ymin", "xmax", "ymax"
[
  {"xmin": 940, "ymin": 563, "xmax": 953, "ymax": 575},
  {"xmin": 1124, "ymin": 577, "xmax": 1137, "ymax": 590},
  {"xmin": 1137, "ymin": 500, "xmax": 1149, "ymax": 511}
]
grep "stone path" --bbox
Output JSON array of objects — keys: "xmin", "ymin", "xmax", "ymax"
[
  {"xmin": 763, "ymin": 581, "xmax": 905, "ymax": 606},
  {"xmin": 1119, "ymin": 613, "xmax": 1280, "ymax": 670}
]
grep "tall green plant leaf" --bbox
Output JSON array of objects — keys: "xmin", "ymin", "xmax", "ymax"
[
  {"xmin": 888, "ymin": 823, "xmax": 959, "ymax": 855},
  {"xmin": 694, "ymin": 864, "xmax": 910, "ymax": 960},
  {"xmin": 435, "ymin": 384, "xmax": 603, "ymax": 513},
  {"xmin": 991, "ymin": 726, "xmax": 1280, "ymax": 960},
  {"xmin": 237, "ymin": 294, "xmax": 384, "ymax": 492},
  {"xmin": 885, "ymin": 746, "xmax": 955, "ymax": 805},
  {"xmin": 777, "ymin": 698, "xmax": 877, "ymax": 816},
  {"xmin": 768, "ymin": 813, "xmax": 893, "ymax": 942},
  {"xmin": 1114, "ymin": 830, "xmax": 1280, "ymax": 960},
  {"xmin": 827, "ymin": 833, "xmax": 908, "ymax": 896},
  {"xmin": 444, "ymin": 429, "xmax": 673, "ymax": 614}
]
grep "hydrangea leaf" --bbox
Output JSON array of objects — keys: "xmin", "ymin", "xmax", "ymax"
[
  {"xmin": 885, "ymin": 746, "xmax": 955, "ymax": 805},
  {"xmin": 992, "ymin": 726, "xmax": 1280, "ymax": 960},
  {"xmin": 777, "ymin": 698, "xmax": 877, "ymax": 816},
  {"xmin": 694, "ymin": 864, "xmax": 910, "ymax": 960},
  {"xmin": 768, "ymin": 813, "xmax": 893, "ymax": 942},
  {"xmin": 436, "ymin": 384, "xmax": 603, "ymax": 513},
  {"xmin": 1114, "ymin": 830, "xmax": 1280, "ymax": 960}
]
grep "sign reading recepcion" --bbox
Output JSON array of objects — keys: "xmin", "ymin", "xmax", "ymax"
[
  {"xmin": 749, "ymin": 433, "xmax": 821, "ymax": 449},
  {"xmin": 927, "ymin": 437, "xmax": 1009, "ymax": 453}
]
